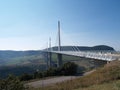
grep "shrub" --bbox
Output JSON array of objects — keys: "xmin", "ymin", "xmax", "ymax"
[
  {"xmin": 19, "ymin": 73, "xmax": 33, "ymax": 81},
  {"xmin": 36, "ymin": 60, "xmax": 120, "ymax": 90},
  {"xmin": 33, "ymin": 71, "xmax": 43, "ymax": 79},
  {"xmin": 0, "ymin": 75, "xmax": 25, "ymax": 90},
  {"xmin": 60, "ymin": 62, "xmax": 78, "ymax": 75}
]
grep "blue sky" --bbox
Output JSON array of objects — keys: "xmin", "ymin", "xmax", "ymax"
[{"xmin": 0, "ymin": 0, "xmax": 120, "ymax": 50}]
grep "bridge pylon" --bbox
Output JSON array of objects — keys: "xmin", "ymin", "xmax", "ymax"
[{"xmin": 57, "ymin": 21, "xmax": 62, "ymax": 67}]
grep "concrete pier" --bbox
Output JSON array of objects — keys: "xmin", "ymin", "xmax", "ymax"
[{"xmin": 57, "ymin": 53, "xmax": 62, "ymax": 67}]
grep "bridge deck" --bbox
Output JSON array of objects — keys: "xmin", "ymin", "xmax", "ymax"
[{"xmin": 47, "ymin": 51, "xmax": 120, "ymax": 61}]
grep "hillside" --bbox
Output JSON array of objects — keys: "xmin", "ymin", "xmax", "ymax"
[
  {"xmin": 0, "ymin": 45, "xmax": 114, "ymax": 66},
  {"xmin": 0, "ymin": 50, "xmax": 43, "ymax": 66},
  {"xmin": 50, "ymin": 45, "xmax": 115, "ymax": 51},
  {"xmin": 0, "ymin": 50, "xmax": 46, "ymax": 78},
  {"xmin": 31, "ymin": 60, "xmax": 120, "ymax": 90},
  {"xmin": 0, "ymin": 45, "xmax": 114, "ymax": 78}
]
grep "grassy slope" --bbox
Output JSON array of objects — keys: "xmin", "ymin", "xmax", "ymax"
[
  {"xmin": 76, "ymin": 80, "xmax": 120, "ymax": 90},
  {"xmin": 75, "ymin": 80, "xmax": 120, "ymax": 90},
  {"xmin": 31, "ymin": 60, "xmax": 120, "ymax": 90}
]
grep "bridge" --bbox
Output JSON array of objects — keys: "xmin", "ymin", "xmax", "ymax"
[{"xmin": 43, "ymin": 21, "xmax": 120, "ymax": 68}]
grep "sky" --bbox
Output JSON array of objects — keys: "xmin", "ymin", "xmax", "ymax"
[{"xmin": 0, "ymin": 0, "xmax": 120, "ymax": 50}]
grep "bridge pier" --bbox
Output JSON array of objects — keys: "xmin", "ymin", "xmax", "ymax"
[
  {"xmin": 43, "ymin": 52, "xmax": 49, "ymax": 69},
  {"xmin": 48, "ymin": 52, "xmax": 52, "ymax": 68},
  {"xmin": 57, "ymin": 54, "xmax": 62, "ymax": 67}
]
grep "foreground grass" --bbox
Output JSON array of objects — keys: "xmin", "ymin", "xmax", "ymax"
[
  {"xmin": 29, "ymin": 60, "xmax": 120, "ymax": 90},
  {"xmin": 76, "ymin": 80, "xmax": 120, "ymax": 90}
]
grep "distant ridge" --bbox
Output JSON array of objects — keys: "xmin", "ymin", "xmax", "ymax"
[
  {"xmin": 0, "ymin": 50, "xmax": 42, "ymax": 66},
  {"xmin": 0, "ymin": 45, "xmax": 114, "ymax": 66},
  {"xmin": 50, "ymin": 45, "xmax": 115, "ymax": 51}
]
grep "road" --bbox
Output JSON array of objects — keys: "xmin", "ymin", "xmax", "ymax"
[{"xmin": 26, "ymin": 76, "xmax": 78, "ymax": 88}]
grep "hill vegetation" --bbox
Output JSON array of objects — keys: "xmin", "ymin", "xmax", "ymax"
[
  {"xmin": 0, "ymin": 45, "xmax": 114, "ymax": 66},
  {"xmin": 0, "ymin": 50, "xmax": 47, "ymax": 78},
  {"xmin": 0, "ymin": 60, "xmax": 119, "ymax": 90},
  {"xmin": 19, "ymin": 62, "xmax": 78, "ymax": 81},
  {"xmin": 0, "ymin": 46, "xmax": 109, "ymax": 78},
  {"xmin": 31, "ymin": 60, "xmax": 120, "ymax": 90},
  {"xmin": 0, "ymin": 50, "xmax": 43, "ymax": 66},
  {"xmin": 50, "ymin": 45, "xmax": 115, "ymax": 51},
  {"xmin": 0, "ymin": 75, "xmax": 25, "ymax": 90},
  {"xmin": 0, "ymin": 64, "xmax": 47, "ymax": 78},
  {"xmin": 0, "ymin": 45, "xmax": 115, "ymax": 88},
  {"xmin": 1, "ymin": 60, "xmax": 120, "ymax": 90},
  {"xmin": 0, "ymin": 62, "xmax": 78, "ymax": 90}
]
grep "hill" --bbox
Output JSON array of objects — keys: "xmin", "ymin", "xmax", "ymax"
[
  {"xmin": 0, "ymin": 50, "xmax": 46, "ymax": 78},
  {"xmin": 0, "ymin": 50, "xmax": 43, "ymax": 66},
  {"xmin": 50, "ymin": 45, "xmax": 115, "ymax": 51},
  {"xmin": 0, "ymin": 45, "xmax": 114, "ymax": 78},
  {"xmin": 0, "ymin": 45, "xmax": 114, "ymax": 66},
  {"xmin": 31, "ymin": 60, "xmax": 120, "ymax": 90}
]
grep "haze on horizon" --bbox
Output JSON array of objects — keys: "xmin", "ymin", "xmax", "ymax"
[{"xmin": 0, "ymin": 0, "xmax": 120, "ymax": 51}]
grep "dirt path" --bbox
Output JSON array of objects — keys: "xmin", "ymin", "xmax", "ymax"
[
  {"xmin": 25, "ymin": 70, "xmax": 95, "ymax": 88},
  {"xmin": 26, "ymin": 76, "xmax": 78, "ymax": 88}
]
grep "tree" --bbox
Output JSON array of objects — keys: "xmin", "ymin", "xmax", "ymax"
[
  {"xmin": 33, "ymin": 71, "xmax": 43, "ymax": 79},
  {"xmin": 19, "ymin": 73, "xmax": 33, "ymax": 81},
  {"xmin": 0, "ymin": 75, "xmax": 25, "ymax": 90},
  {"xmin": 61, "ymin": 62, "xmax": 78, "ymax": 75}
]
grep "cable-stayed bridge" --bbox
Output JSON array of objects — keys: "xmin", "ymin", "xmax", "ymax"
[
  {"xmin": 44, "ymin": 49, "xmax": 120, "ymax": 67},
  {"xmin": 49, "ymin": 51, "xmax": 119, "ymax": 61},
  {"xmin": 43, "ymin": 21, "xmax": 120, "ymax": 67}
]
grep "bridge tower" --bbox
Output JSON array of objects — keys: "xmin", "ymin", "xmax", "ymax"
[
  {"xmin": 57, "ymin": 21, "xmax": 62, "ymax": 67},
  {"xmin": 58, "ymin": 21, "xmax": 61, "ymax": 51}
]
